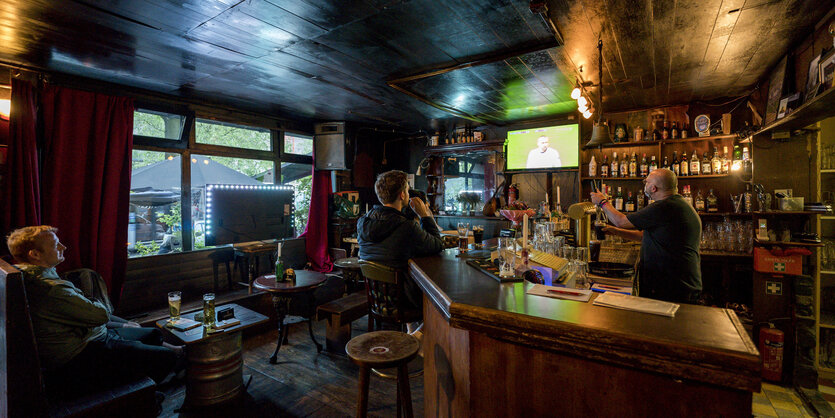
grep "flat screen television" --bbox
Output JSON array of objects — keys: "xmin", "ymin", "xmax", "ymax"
[
  {"xmin": 205, "ymin": 184, "xmax": 295, "ymax": 246},
  {"xmin": 505, "ymin": 123, "xmax": 579, "ymax": 170}
]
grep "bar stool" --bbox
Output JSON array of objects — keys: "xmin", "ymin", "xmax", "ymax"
[{"xmin": 346, "ymin": 331, "xmax": 419, "ymax": 418}]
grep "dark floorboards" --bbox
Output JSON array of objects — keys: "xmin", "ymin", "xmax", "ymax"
[{"xmin": 158, "ymin": 315, "xmax": 424, "ymax": 417}]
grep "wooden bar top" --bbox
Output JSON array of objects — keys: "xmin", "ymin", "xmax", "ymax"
[{"xmin": 409, "ymin": 248, "xmax": 761, "ymax": 392}]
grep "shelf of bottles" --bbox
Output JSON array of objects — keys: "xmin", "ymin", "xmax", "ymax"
[{"xmin": 586, "ymin": 134, "xmax": 738, "ymax": 150}]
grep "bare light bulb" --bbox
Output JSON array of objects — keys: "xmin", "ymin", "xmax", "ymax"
[
  {"xmin": 582, "ymin": 110, "xmax": 593, "ymax": 119},
  {"xmin": 577, "ymin": 96, "xmax": 588, "ymax": 107},
  {"xmin": 571, "ymin": 87, "xmax": 581, "ymax": 100},
  {"xmin": 577, "ymin": 102, "xmax": 588, "ymax": 112}
]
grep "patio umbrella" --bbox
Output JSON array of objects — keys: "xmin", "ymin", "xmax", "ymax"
[
  {"xmin": 131, "ymin": 155, "xmax": 263, "ymax": 190},
  {"xmin": 128, "ymin": 190, "xmax": 179, "ymax": 206}
]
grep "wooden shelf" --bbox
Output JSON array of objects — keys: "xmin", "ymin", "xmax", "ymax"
[
  {"xmin": 821, "ymin": 270, "xmax": 835, "ymax": 275},
  {"xmin": 754, "ymin": 239, "xmax": 823, "ymax": 247},
  {"xmin": 822, "ymin": 215, "xmax": 835, "ymax": 220},
  {"xmin": 582, "ymin": 174, "xmax": 730, "ymax": 181},
  {"xmin": 754, "ymin": 84, "xmax": 835, "ymax": 136},
  {"xmin": 751, "ymin": 211, "xmax": 821, "ymax": 215},
  {"xmin": 424, "ymin": 139, "xmax": 505, "ymax": 155},
  {"xmin": 700, "ymin": 250, "xmax": 752, "ymax": 258},
  {"xmin": 584, "ymin": 140, "xmax": 660, "ymax": 149},
  {"xmin": 583, "ymin": 134, "xmax": 738, "ymax": 150},
  {"xmin": 660, "ymin": 134, "xmax": 737, "ymax": 144},
  {"xmin": 697, "ymin": 212, "xmax": 752, "ymax": 217},
  {"xmin": 820, "ymin": 312, "xmax": 835, "ymax": 329},
  {"xmin": 822, "ymin": 169, "xmax": 835, "ymax": 173}
]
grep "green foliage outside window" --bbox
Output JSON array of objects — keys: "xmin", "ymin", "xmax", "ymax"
[{"xmin": 196, "ymin": 120, "xmax": 271, "ymax": 151}]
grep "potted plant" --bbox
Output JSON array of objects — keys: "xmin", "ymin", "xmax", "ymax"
[{"xmin": 456, "ymin": 191, "xmax": 482, "ymax": 216}]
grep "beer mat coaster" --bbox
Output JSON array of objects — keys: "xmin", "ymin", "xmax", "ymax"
[
  {"xmin": 166, "ymin": 318, "xmax": 200, "ymax": 331},
  {"xmin": 215, "ymin": 318, "xmax": 241, "ymax": 329},
  {"xmin": 526, "ymin": 284, "xmax": 592, "ymax": 302},
  {"xmin": 466, "ymin": 259, "xmax": 522, "ymax": 283}
]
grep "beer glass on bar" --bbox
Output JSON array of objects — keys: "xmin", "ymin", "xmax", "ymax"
[
  {"xmin": 203, "ymin": 293, "xmax": 216, "ymax": 328},
  {"xmin": 472, "ymin": 225, "xmax": 484, "ymax": 248},
  {"xmin": 457, "ymin": 222, "xmax": 470, "ymax": 253},
  {"xmin": 168, "ymin": 291, "xmax": 181, "ymax": 322},
  {"xmin": 498, "ymin": 237, "xmax": 516, "ymax": 278}
]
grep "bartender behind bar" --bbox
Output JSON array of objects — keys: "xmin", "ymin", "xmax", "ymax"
[{"xmin": 590, "ymin": 168, "xmax": 702, "ymax": 304}]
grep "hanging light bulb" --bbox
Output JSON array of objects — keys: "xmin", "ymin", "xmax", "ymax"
[
  {"xmin": 571, "ymin": 86, "xmax": 581, "ymax": 100},
  {"xmin": 577, "ymin": 96, "xmax": 588, "ymax": 107},
  {"xmin": 582, "ymin": 109, "xmax": 593, "ymax": 119},
  {"xmin": 577, "ymin": 101, "xmax": 588, "ymax": 112}
]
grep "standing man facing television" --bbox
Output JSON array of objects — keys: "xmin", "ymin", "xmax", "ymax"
[{"xmin": 526, "ymin": 135, "xmax": 562, "ymax": 168}]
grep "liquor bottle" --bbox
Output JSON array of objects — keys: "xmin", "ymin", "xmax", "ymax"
[
  {"xmin": 662, "ymin": 155, "xmax": 670, "ymax": 171},
  {"xmin": 639, "ymin": 153, "xmax": 648, "ymax": 177},
  {"xmin": 732, "ymin": 144, "xmax": 742, "ymax": 171},
  {"xmin": 680, "ymin": 151, "xmax": 689, "ymax": 176},
  {"xmin": 707, "ymin": 189, "xmax": 719, "ymax": 212},
  {"xmin": 601, "ymin": 154, "xmax": 610, "ymax": 177},
  {"xmin": 649, "ymin": 155, "xmax": 658, "ymax": 173},
  {"xmin": 672, "ymin": 152, "xmax": 680, "ymax": 175},
  {"xmin": 589, "ymin": 155, "xmax": 597, "ymax": 177},
  {"xmin": 742, "ymin": 146, "xmax": 753, "ymax": 180},
  {"xmin": 614, "ymin": 187, "xmax": 624, "ymax": 211},
  {"xmin": 671, "ymin": 122, "xmax": 679, "ymax": 139},
  {"xmin": 661, "ymin": 121, "xmax": 670, "ymax": 140},
  {"xmin": 683, "ymin": 185, "xmax": 693, "ymax": 207},
  {"xmin": 625, "ymin": 191, "xmax": 635, "ymax": 212},
  {"xmin": 611, "ymin": 152, "xmax": 619, "ymax": 178},
  {"xmin": 275, "ymin": 242, "xmax": 285, "ymax": 281},
  {"xmin": 636, "ymin": 191, "xmax": 645, "ymax": 211},
  {"xmin": 743, "ymin": 184, "xmax": 753, "ymax": 213},
  {"xmin": 629, "ymin": 152, "xmax": 638, "ymax": 177},
  {"xmin": 652, "ymin": 125, "xmax": 661, "ymax": 141},
  {"xmin": 689, "ymin": 150, "xmax": 700, "ymax": 176},
  {"xmin": 721, "ymin": 146, "xmax": 730, "ymax": 174},
  {"xmin": 711, "ymin": 147, "xmax": 721, "ymax": 175},
  {"xmin": 681, "ymin": 123, "xmax": 689, "ymax": 139},
  {"xmin": 620, "ymin": 153, "xmax": 629, "ymax": 177},
  {"xmin": 701, "ymin": 152, "xmax": 712, "ymax": 175},
  {"xmin": 694, "ymin": 189, "xmax": 705, "ymax": 212}
]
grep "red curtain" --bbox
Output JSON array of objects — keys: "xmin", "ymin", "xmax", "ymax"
[
  {"xmin": 300, "ymin": 169, "xmax": 333, "ymax": 272},
  {"xmin": 40, "ymin": 86, "xmax": 133, "ymax": 304},
  {"xmin": 1, "ymin": 79, "xmax": 41, "ymax": 238}
]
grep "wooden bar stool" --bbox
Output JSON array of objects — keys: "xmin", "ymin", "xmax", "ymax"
[{"xmin": 346, "ymin": 331, "xmax": 419, "ymax": 418}]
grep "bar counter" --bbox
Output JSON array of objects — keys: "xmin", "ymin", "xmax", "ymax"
[{"xmin": 409, "ymin": 248, "xmax": 761, "ymax": 417}]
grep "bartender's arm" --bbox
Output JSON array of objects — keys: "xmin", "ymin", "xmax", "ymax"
[{"xmin": 589, "ymin": 192, "xmax": 643, "ymax": 241}]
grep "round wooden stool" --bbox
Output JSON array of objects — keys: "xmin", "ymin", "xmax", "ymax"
[{"xmin": 346, "ymin": 331, "xmax": 419, "ymax": 418}]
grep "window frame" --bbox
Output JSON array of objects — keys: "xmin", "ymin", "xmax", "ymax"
[{"xmin": 129, "ymin": 106, "xmax": 313, "ymax": 257}]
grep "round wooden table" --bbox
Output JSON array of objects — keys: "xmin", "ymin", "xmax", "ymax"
[
  {"xmin": 254, "ymin": 271, "xmax": 327, "ymax": 363},
  {"xmin": 333, "ymin": 257, "xmax": 364, "ymax": 293}
]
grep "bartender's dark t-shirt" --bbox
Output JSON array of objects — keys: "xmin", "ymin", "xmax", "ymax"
[{"xmin": 626, "ymin": 194, "xmax": 702, "ymax": 303}]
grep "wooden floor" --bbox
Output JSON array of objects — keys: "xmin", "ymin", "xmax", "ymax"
[{"xmin": 158, "ymin": 315, "xmax": 424, "ymax": 417}]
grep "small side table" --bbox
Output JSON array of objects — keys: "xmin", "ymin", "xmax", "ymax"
[
  {"xmin": 333, "ymin": 257, "xmax": 364, "ymax": 294},
  {"xmin": 342, "ymin": 237, "xmax": 359, "ymax": 257},
  {"xmin": 156, "ymin": 303, "xmax": 268, "ymax": 407},
  {"xmin": 253, "ymin": 271, "xmax": 327, "ymax": 363},
  {"xmin": 233, "ymin": 242, "xmax": 277, "ymax": 294}
]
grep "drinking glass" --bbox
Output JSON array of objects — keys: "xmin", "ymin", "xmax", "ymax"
[
  {"xmin": 562, "ymin": 245, "xmax": 576, "ymax": 261},
  {"xmin": 589, "ymin": 240, "xmax": 602, "ymax": 262},
  {"xmin": 472, "ymin": 225, "xmax": 484, "ymax": 247},
  {"xmin": 203, "ymin": 293, "xmax": 216, "ymax": 328},
  {"xmin": 574, "ymin": 261, "xmax": 590, "ymax": 290},
  {"xmin": 576, "ymin": 247, "xmax": 588, "ymax": 263},
  {"xmin": 498, "ymin": 237, "xmax": 516, "ymax": 277},
  {"xmin": 168, "ymin": 291, "xmax": 181, "ymax": 321},
  {"xmin": 457, "ymin": 222, "xmax": 470, "ymax": 253}
]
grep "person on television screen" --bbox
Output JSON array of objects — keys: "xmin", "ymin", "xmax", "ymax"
[{"xmin": 526, "ymin": 135, "xmax": 561, "ymax": 168}]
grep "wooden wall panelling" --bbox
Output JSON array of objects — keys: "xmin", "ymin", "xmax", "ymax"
[{"xmin": 423, "ymin": 297, "xmax": 470, "ymax": 418}]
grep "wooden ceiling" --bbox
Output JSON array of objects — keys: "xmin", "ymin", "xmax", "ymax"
[{"xmin": 0, "ymin": 0, "xmax": 829, "ymax": 130}]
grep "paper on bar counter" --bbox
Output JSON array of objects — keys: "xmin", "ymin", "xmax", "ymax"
[
  {"xmin": 592, "ymin": 292, "xmax": 680, "ymax": 317},
  {"xmin": 526, "ymin": 284, "xmax": 592, "ymax": 302},
  {"xmin": 168, "ymin": 317, "xmax": 201, "ymax": 331},
  {"xmin": 591, "ymin": 283, "xmax": 633, "ymax": 295}
]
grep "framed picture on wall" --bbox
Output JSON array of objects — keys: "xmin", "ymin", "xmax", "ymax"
[
  {"xmin": 805, "ymin": 51, "xmax": 822, "ymax": 103},
  {"xmin": 764, "ymin": 56, "xmax": 788, "ymax": 125},
  {"xmin": 819, "ymin": 49, "xmax": 835, "ymax": 90},
  {"xmin": 777, "ymin": 98, "xmax": 789, "ymax": 119}
]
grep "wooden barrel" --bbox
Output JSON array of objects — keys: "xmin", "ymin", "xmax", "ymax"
[{"xmin": 185, "ymin": 330, "xmax": 243, "ymax": 406}]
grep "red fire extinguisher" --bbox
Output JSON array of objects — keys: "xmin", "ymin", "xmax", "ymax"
[
  {"xmin": 508, "ymin": 184, "xmax": 518, "ymax": 206},
  {"xmin": 759, "ymin": 324, "xmax": 784, "ymax": 382}
]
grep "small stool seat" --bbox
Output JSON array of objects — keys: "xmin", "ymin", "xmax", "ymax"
[{"xmin": 346, "ymin": 331, "xmax": 419, "ymax": 418}]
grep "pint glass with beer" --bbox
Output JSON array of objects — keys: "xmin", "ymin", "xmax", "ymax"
[{"xmin": 168, "ymin": 291, "xmax": 181, "ymax": 321}]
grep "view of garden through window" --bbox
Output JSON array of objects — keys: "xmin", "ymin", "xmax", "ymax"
[
  {"xmin": 129, "ymin": 111, "xmax": 313, "ymax": 258},
  {"xmin": 284, "ymin": 133, "xmax": 313, "ymax": 156},
  {"xmin": 133, "ymin": 109, "xmax": 185, "ymax": 140}
]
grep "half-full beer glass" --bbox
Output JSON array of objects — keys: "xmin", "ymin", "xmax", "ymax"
[
  {"xmin": 457, "ymin": 222, "xmax": 470, "ymax": 253},
  {"xmin": 203, "ymin": 293, "xmax": 216, "ymax": 328},
  {"xmin": 168, "ymin": 291, "xmax": 181, "ymax": 321}
]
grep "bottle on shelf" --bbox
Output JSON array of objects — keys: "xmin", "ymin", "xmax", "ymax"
[
  {"xmin": 743, "ymin": 184, "xmax": 753, "ymax": 213},
  {"xmin": 694, "ymin": 189, "xmax": 705, "ymax": 212},
  {"xmin": 690, "ymin": 150, "xmax": 701, "ymax": 176},
  {"xmin": 711, "ymin": 147, "xmax": 721, "ymax": 174},
  {"xmin": 661, "ymin": 121, "xmax": 670, "ymax": 140},
  {"xmin": 629, "ymin": 152, "xmax": 638, "ymax": 177},
  {"xmin": 679, "ymin": 151, "xmax": 689, "ymax": 176},
  {"xmin": 721, "ymin": 146, "xmax": 730, "ymax": 174},
  {"xmin": 683, "ymin": 185, "xmax": 694, "ymax": 207},
  {"xmin": 649, "ymin": 155, "xmax": 658, "ymax": 173},
  {"xmin": 620, "ymin": 153, "xmax": 629, "ymax": 177},
  {"xmin": 611, "ymin": 152, "xmax": 619, "ymax": 178},
  {"xmin": 681, "ymin": 123, "xmax": 689, "ymax": 139},
  {"xmin": 742, "ymin": 146, "xmax": 753, "ymax": 181},
  {"xmin": 707, "ymin": 189, "xmax": 718, "ymax": 212},
  {"xmin": 614, "ymin": 187, "xmax": 624, "ymax": 211},
  {"xmin": 601, "ymin": 154, "xmax": 610, "ymax": 177},
  {"xmin": 671, "ymin": 122, "xmax": 679, "ymax": 139},
  {"xmin": 662, "ymin": 155, "xmax": 669, "ymax": 171},
  {"xmin": 652, "ymin": 125, "xmax": 661, "ymax": 141},
  {"xmin": 625, "ymin": 191, "xmax": 636, "ymax": 212},
  {"xmin": 732, "ymin": 144, "xmax": 742, "ymax": 171},
  {"xmin": 636, "ymin": 190, "xmax": 645, "ymax": 211},
  {"xmin": 701, "ymin": 151, "xmax": 712, "ymax": 175},
  {"xmin": 589, "ymin": 155, "xmax": 597, "ymax": 177}
]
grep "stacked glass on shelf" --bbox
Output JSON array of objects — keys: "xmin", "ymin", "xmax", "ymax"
[
  {"xmin": 700, "ymin": 218, "xmax": 754, "ymax": 254},
  {"xmin": 531, "ymin": 221, "xmax": 588, "ymax": 289},
  {"xmin": 821, "ymin": 239, "xmax": 835, "ymax": 271},
  {"xmin": 823, "ymin": 145, "xmax": 835, "ymax": 170}
]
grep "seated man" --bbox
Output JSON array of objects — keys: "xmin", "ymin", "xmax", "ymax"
[
  {"xmin": 6, "ymin": 225, "xmax": 179, "ymax": 398},
  {"xmin": 357, "ymin": 170, "xmax": 444, "ymax": 309}
]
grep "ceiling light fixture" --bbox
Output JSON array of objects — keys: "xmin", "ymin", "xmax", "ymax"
[
  {"xmin": 585, "ymin": 39, "xmax": 611, "ymax": 148},
  {"xmin": 571, "ymin": 84, "xmax": 582, "ymax": 100}
]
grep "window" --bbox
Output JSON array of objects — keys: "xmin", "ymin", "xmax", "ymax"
[
  {"xmin": 444, "ymin": 158, "xmax": 485, "ymax": 212},
  {"xmin": 190, "ymin": 155, "xmax": 273, "ymax": 249},
  {"xmin": 129, "ymin": 150, "xmax": 182, "ymax": 257},
  {"xmin": 282, "ymin": 162, "xmax": 313, "ymax": 236},
  {"xmin": 133, "ymin": 109, "xmax": 185, "ymax": 140},
  {"xmin": 284, "ymin": 133, "xmax": 313, "ymax": 156},
  {"xmin": 195, "ymin": 119, "xmax": 271, "ymax": 151}
]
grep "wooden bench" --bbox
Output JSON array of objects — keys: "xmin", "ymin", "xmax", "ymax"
[
  {"xmin": 316, "ymin": 292, "xmax": 369, "ymax": 354},
  {"xmin": 1, "ymin": 259, "xmax": 157, "ymax": 417}
]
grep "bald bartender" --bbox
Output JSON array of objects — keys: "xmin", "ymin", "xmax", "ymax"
[{"xmin": 590, "ymin": 168, "xmax": 702, "ymax": 304}]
